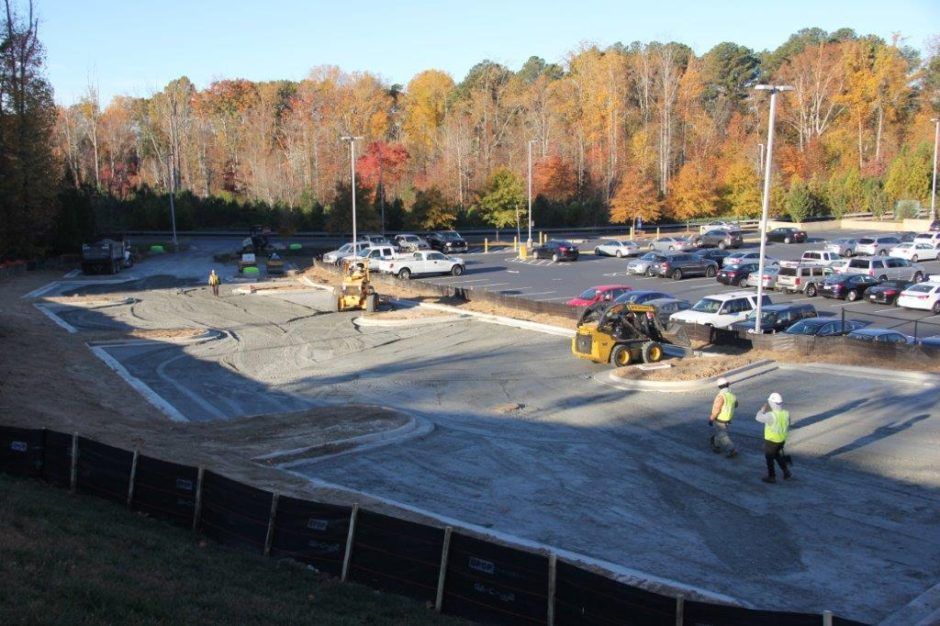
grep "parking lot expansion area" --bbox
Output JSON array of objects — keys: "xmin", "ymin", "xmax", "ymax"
[
  {"xmin": 28, "ymin": 258, "xmax": 940, "ymax": 623},
  {"xmin": 416, "ymin": 228, "xmax": 940, "ymax": 339}
]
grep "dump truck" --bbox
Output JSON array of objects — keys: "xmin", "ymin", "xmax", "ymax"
[
  {"xmin": 572, "ymin": 303, "xmax": 689, "ymax": 367},
  {"xmin": 81, "ymin": 239, "xmax": 132, "ymax": 275}
]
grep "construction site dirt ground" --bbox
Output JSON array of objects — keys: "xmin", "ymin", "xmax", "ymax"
[{"xmin": 4, "ymin": 255, "xmax": 940, "ymax": 624}]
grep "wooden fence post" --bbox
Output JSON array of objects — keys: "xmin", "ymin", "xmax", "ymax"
[
  {"xmin": 263, "ymin": 493, "xmax": 279, "ymax": 557},
  {"xmin": 126, "ymin": 449, "xmax": 139, "ymax": 507},
  {"xmin": 675, "ymin": 596, "xmax": 684, "ymax": 626},
  {"xmin": 547, "ymin": 553, "xmax": 557, "ymax": 626},
  {"xmin": 434, "ymin": 526, "xmax": 453, "ymax": 612},
  {"xmin": 192, "ymin": 467, "xmax": 205, "ymax": 532},
  {"xmin": 341, "ymin": 504, "xmax": 360, "ymax": 582},
  {"xmin": 69, "ymin": 433, "xmax": 79, "ymax": 493}
]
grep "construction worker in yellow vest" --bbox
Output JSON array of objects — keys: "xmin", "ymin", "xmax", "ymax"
[
  {"xmin": 208, "ymin": 269, "xmax": 221, "ymax": 296},
  {"xmin": 708, "ymin": 377, "xmax": 738, "ymax": 458},
  {"xmin": 756, "ymin": 392, "xmax": 792, "ymax": 483}
]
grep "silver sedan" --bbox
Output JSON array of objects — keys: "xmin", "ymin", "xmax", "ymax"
[
  {"xmin": 648, "ymin": 236, "xmax": 696, "ymax": 252},
  {"xmin": 626, "ymin": 252, "xmax": 668, "ymax": 275},
  {"xmin": 594, "ymin": 239, "xmax": 641, "ymax": 257},
  {"xmin": 824, "ymin": 238, "xmax": 858, "ymax": 257}
]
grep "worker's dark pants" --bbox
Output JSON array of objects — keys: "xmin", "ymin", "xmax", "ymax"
[
  {"xmin": 764, "ymin": 441, "xmax": 790, "ymax": 478},
  {"xmin": 212, "ymin": 284, "xmax": 219, "ymax": 296}
]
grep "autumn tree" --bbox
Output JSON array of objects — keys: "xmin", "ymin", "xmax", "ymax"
[
  {"xmin": 884, "ymin": 144, "xmax": 932, "ymax": 206},
  {"xmin": 409, "ymin": 186, "xmax": 456, "ymax": 229},
  {"xmin": 719, "ymin": 160, "xmax": 762, "ymax": 218},
  {"xmin": 669, "ymin": 162, "xmax": 718, "ymax": 220},
  {"xmin": 477, "ymin": 168, "xmax": 524, "ymax": 237},
  {"xmin": 356, "ymin": 141, "xmax": 409, "ymax": 231},
  {"xmin": 609, "ymin": 167, "xmax": 661, "ymax": 226},
  {"xmin": 533, "ymin": 154, "xmax": 577, "ymax": 201}
]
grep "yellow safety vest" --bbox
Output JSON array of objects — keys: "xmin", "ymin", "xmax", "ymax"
[
  {"xmin": 764, "ymin": 409, "xmax": 789, "ymax": 443},
  {"xmin": 717, "ymin": 390, "xmax": 736, "ymax": 423}
]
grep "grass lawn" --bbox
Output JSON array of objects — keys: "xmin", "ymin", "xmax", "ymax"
[{"xmin": 0, "ymin": 474, "xmax": 464, "ymax": 625}]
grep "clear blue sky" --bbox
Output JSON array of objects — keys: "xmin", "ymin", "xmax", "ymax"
[{"xmin": 34, "ymin": 0, "xmax": 939, "ymax": 105}]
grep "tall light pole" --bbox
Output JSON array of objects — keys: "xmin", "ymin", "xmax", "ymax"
[
  {"xmin": 527, "ymin": 139, "xmax": 538, "ymax": 248},
  {"xmin": 752, "ymin": 85, "xmax": 793, "ymax": 334},
  {"xmin": 340, "ymin": 135, "xmax": 363, "ymax": 246},
  {"xmin": 930, "ymin": 118, "xmax": 938, "ymax": 222}
]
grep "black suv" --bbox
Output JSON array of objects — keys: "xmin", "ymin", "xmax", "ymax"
[
  {"xmin": 653, "ymin": 253, "xmax": 719, "ymax": 280},
  {"xmin": 729, "ymin": 303, "xmax": 817, "ymax": 334},
  {"xmin": 693, "ymin": 229, "xmax": 743, "ymax": 250},
  {"xmin": 426, "ymin": 230, "xmax": 468, "ymax": 253},
  {"xmin": 533, "ymin": 240, "xmax": 579, "ymax": 262}
]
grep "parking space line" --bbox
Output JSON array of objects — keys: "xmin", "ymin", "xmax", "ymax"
[
  {"xmin": 511, "ymin": 290, "xmax": 556, "ymax": 297},
  {"xmin": 468, "ymin": 282, "xmax": 510, "ymax": 289}
]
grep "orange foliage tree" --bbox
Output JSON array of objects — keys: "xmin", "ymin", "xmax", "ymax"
[
  {"xmin": 609, "ymin": 167, "xmax": 661, "ymax": 225},
  {"xmin": 669, "ymin": 162, "xmax": 718, "ymax": 220}
]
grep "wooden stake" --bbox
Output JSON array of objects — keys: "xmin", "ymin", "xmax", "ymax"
[
  {"xmin": 69, "ymin": 433, "xmax": 79, "ymax": 493},
  {"xmin": 675, "ymin": 596, "xmax": 684, "ymax": 626},
  {"xmin": 547, "ymin": 553, "xmax": 557, "ymax": 626},
  {"xmin": 341, "ymin": 504, "xmax": 359, "ymax": 582},
  {"xmin": 263, "ymin": 493, "xmax": 279, "ymax": 557},
  {"xmin": 434, "ymin": 526, "xmax": 453, "ymax": 612},
  {"xmin": 126, "ymin": 449, "xmax": 139, "ymax": 507},
  {"xmin": 192, "ymin": 467, "xmax": 205, "ymax": 532}
]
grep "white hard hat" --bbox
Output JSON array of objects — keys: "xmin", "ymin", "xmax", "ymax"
[
  {"xmin": 716, "ymin": 377, "xmax": 730, "ymax": 388},
  {"xmin": 768, "ymin": 392, "xmax": 783, "ymax": 404}
]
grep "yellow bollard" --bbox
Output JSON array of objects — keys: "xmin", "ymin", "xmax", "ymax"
[
  {"xmin": 540, "ymin": 231, "xmax": 545, "ymax": 245},
  {"xmin": 630, "ymin": 225, "xmax": 635, "ymax": 239},
  {"xmin": 519, "ymin": 244, "xmax": 527, "ymax": 260},
  {"xmin": 484, "ymin": 238, "xmax": 489, "ymax": 253},
  {"xmin": 656, "ymin": 226, "xmax": 661, "ymax": 237},
  {"xmin": 513, "ymin": 236, "xmax": 518, "ymax": 251}
]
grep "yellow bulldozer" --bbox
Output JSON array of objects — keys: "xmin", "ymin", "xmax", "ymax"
[
  {"xmin": 571, "ymin": 302, "xmax": 688, "ymax": 367},
  {"xmin": 334, "ymin": 259, "xmax": 378, "ymax": 312}
]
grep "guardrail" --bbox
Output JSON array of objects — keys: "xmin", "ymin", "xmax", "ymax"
[{"xmin": 0, "ymin": 425, "xmax": 867, "ymax": 625}]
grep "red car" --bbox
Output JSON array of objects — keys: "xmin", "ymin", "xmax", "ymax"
[{"xmin": 566, "ymin": 284, "xmax": 632, "ymax": 307}]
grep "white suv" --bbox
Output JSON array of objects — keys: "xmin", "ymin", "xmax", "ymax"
[
  {"xmin": 841, "ymin": 256, "xmax": 926, "ymax": 282},
  {"xmin": 854, "ymin": 236, "xmax": 901, "ymax": 256},
  {"xmin": 671, "ymin": 291, "xmax": 773, "ymax": 329}
]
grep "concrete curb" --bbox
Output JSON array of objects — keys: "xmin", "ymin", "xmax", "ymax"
[
  {"xmin": 392, "ymin": 298, "xmax": 576, "ymax": 338},
  {"xmin": 777, "ymin": 362, "xmax": 940, "ymax": 387},
  {"xmin": 878, "ymin": 580, "xmax": 940, "ymax": 626},
  {"xmin": 262, "ymin": 414, "xmax": 434, "ymax": 469},
  {"xmin": 86, "ymin": 329, "xmax": 226, "ymax": 348},
  {"xmin": 352, "ymin": 313, "xmax": 466, "ymax": 328},
  {"xmin": 600, "ymin": 359, "xmax": 779, "ymax": 393},
  {"xmin": 299, "ymin": 276, "xmax": 337, "ymax": 292}
]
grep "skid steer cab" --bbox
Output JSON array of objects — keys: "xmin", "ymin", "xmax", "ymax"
[
  {"xmin": 334, "ymin": 259, "xmax": 378, "ymax": 312},
  {"xmin": 572, "ymin": 303, "xmax": 674, "ymax": 367}
]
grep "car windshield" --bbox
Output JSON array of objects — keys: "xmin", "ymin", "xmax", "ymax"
[
  {"xmin": 724, "ymin": 264, "xmax": 746, "ymax": 270},
  {"xmin": 578, "ymin": 288, "xmax": 597, "ymax": 300},
  {"xmin": 439, "ymin": 232, "xmax": 460, "ymax": 240},
  {"xmin": 692, "ymin": 298, "xmax": 722, "ymax": 313},
  {"xmin": 640, "ymin": 252, "xmax": 658, "ymax": 261},
  {"xmin": 745, "ymin": 309, "xmax": 777, "ymax": 321},
  {"xmin": 786, "ymin": 320, "xmax": 820, "ymax": 335},
  {"xmin": 858, "ymin": 238, "xmax": 875, "ymax": 244}
]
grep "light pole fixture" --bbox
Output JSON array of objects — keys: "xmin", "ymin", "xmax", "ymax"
[
  {"xmin": 930, "ymin": 118, "xmax": 938, "ymax": 222},
  {"xmin": 340, "ymin": 135, "xmax": 363, "ymax": 247},
  {"xmin": 527, "ymin": 139, "xmax": 538, "ymax": 248},
  {"xmin": 752, "ymin": 85, "xmax": 793, "ymax": 334}
]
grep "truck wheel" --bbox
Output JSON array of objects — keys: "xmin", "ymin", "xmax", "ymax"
[
  {"xmin": 610, "ymin": 345, "xmax": 632, "ymax": 367},
  {"xmin": 451, "ymin": 264, "xmax": 464, "ymax": 276},
  {"xmin": 642, "ymin": 341, "xmax": 663, "ymax": 363},
  {"xmin": 398, "ymin": 267, "xmax": 412, "ymax": 280},
  {"xmin": 806, "ymin": 284, "xmax": 817, "ymax": 297}
]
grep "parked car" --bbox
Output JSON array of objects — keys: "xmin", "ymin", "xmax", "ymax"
[
  {"xmin": 841, "ymin": 256, "xmax": 926, "ymax": 282},
  {"xmin": 930, "ymin": 219, "xmax": 940, "ymax": 232},
  {"xmin": 716, "ymin": 262, "xmax": 760, "ymax": 286},
  {"xmin": 819, "ymin": 274, "xmax": 881, "ymax": 301},
  {"xmin": 652, "ymin": 253, "xmax": 719, "ymax": 280},
  {"xmin": 671, "ymin": 291, "xmax": 773, "ymax": 329},
  {"xmin": 898, "ymin": 231, "xmax": 918, "ymax": 243},
  {"xmin": 377, "ymin": 250, "xmax": 464, "ymax": 278},
  {"xmin": 567, "ymin": 284, "xmax": 633, "ymax": 308},
  {"xmin": 693, "ymin": 248, "xmax": 733, "ymax": 267},
  {"xmin": 358, "ymin": 233, "xmax": 391, "ymax": 246},
  {"xmin": 764, "ymin": 227, "xmax": 807, "ymax": 244},
  {"xmin": 322, "ymin": 241, "xmax": 371, "ymax": 264},
  {"xmin": 358, "ymin": 245, "xmax": 399, "ymax": 270},
  {"xmin": 888, "ymin": 242, "xmax": 939, "ymax": 263},
  {"xmin": 784, "ymin": 318, "xmax": 869, "ymax": 337},
  {"xmin": 744, "ymin": 265, "xmax": 780, "ymax": 289},
  {"xmin": 612, "ymin": 290, "xmax": 674, "ymax": 306},
  {"xmin": 847, "ymin": 328, "xmax": 915, "ymax": 344},
  {"xmin": 729, "ymin": 303, "xmax": 818, "ymax": 334},
  {"xmin": 699, "ymin": 221, "xmax": 741, "ymax": 234},
  {"xmin": 643, "ymin": 297, "xmax": 691, "ymax": 325},
  {"xmin": 724, "ymin": 251, "xmax": 779, "ymax": 267},
  {"xmin": 626, "ymin": 252, "xmax": 669, "ymax": 276},
  {"xmin": 799, "ymin": 250, "xmax": 843, "ymax": 267},
  {"xmin": 824, "ymin": 237, "xmax": 858, "ymax": 257},
  {"xmin": 394, "ymin": 233, "xmax": 430, "ymax": 252},
  {"xmin": 426, "ymin": 230, "xmax": 469, "ymax": 253},
  {"xmin": 533, "ymin": 239, "xmax": 579, "ymax": 262},
  {"xmin": 776, "ymin": 262, "xmax": 833, "ymax": 296},
  {"xmin": 921, "ymin": 335, "xmax": 940, "ymax": 348},
  {"xmin": 648, "ymin": 236, "xmax": 696, "ymax": 252},
  {"xmin": 692, "ymin": 229, "xmax": 743, "ymax": 250},
  {"xmin": 896, "ymin": 282, "xmax": 940, "ymax": 314},
  {"xmin": 914, "ymin": 232, "xmax": 940, "ymax": 246},
  {"xmin": 866, "ymin": 279, "xmax": 914, "ymax": 305},
  {"xmin": 854, "ymin": 235, "xmax": 901, "ymax": 256},
  {"xmin": 594, "ymin": 239, "xmax": 641, "ymax": 257}
]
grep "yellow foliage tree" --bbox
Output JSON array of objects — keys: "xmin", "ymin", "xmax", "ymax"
[
  {"xmin": 609, "ymin": 167, "xmax": 661, "ymax": 224},
  {"xmin": 403, "ymin": 70, "xmax": 455, "ymax": 151},
  {"xmin": 669, "ymin": 162, "xmax": 718, "ymax": 220},
  {"xmin": 721, "ymin": 160, "xmax": 762, "ymax": 218}
]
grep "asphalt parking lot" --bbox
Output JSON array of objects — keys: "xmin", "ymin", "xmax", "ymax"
[{"xmin": 415, "ymin": 229, "xmax": 940, "ymax": 339}]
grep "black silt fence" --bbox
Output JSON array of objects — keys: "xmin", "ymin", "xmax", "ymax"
[
  {"xmin": 76, "ymin": 437, "xmax": 134, "ymax": 504},
  {"xmin": 132, "ymin": 455, "xmax": 198, "ymax": 527},
  {"xmin": 199, "ymin": 470, "xmax": 273, "ymax": 553},
  {"xmin": 443, "ymin": 533, "xmax": 549, "ymax": 625},
  {"xmin": 0, "ymin": 426, "xmax": 45, "ymax": 478},
  {"xmin": 348, "ymin": 510, "xmax": 444, "ymax": 603},
  {"xmin": 41, "ymin": 430, "xmax": 73, "ymax": 488},
  {"xmin": 270, "ymin": 496, "xmax": 350, "ymax": 577},
  {"xmin": 554, "ymin": 560, "xmax": 675, "ymax": 625},
  {"xmin": 683, "ymin": 600, "xmax": 822, "ymax": 626}
]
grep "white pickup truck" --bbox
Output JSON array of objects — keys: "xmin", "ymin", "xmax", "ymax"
[{"xmin": 377, "ymin": 251, "xmax": 465, "ymax": 279}]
